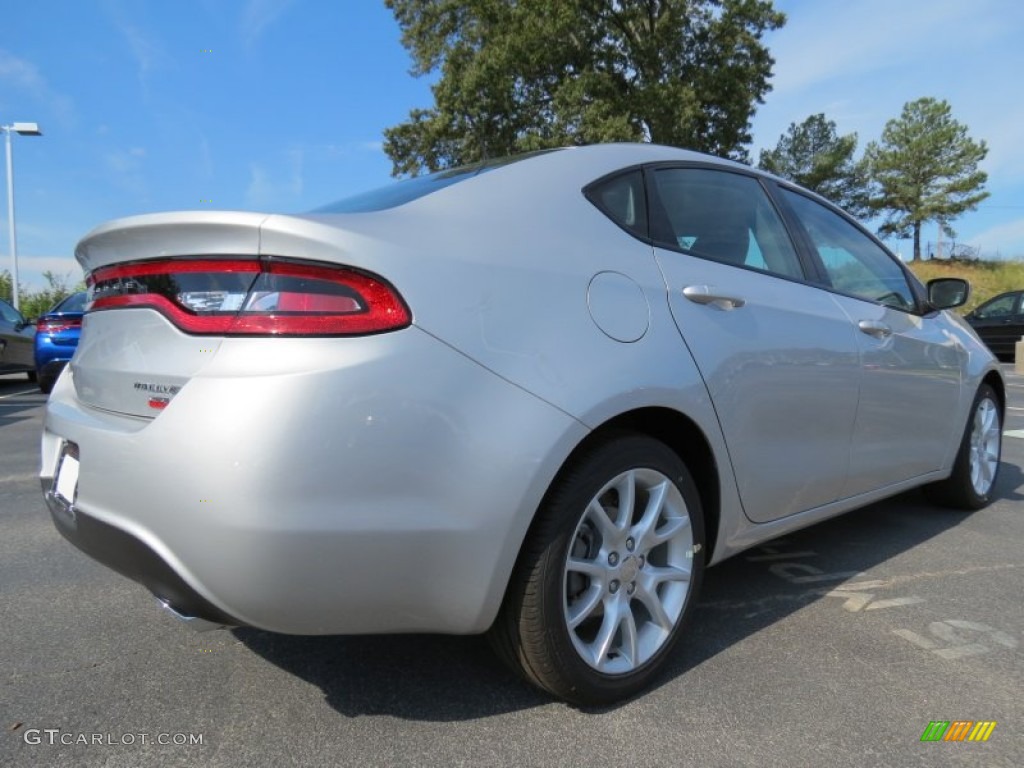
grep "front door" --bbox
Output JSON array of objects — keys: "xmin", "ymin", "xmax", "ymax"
[
  {"xmin": 777, "ymin": 188, "xmax": 963, "ymax": 495},
  {"xmin": 968, "ymin": 292, "xmax": 1023, "ymax": 359}
]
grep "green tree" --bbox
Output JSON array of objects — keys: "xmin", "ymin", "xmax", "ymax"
[
  {"xmin": 865, "ymin": 97, "xmax": 989, "ymax": 261},
  {"xmin": 0, "ymin": 269, "xmax": 11, "ymax": 305},
  {"xmin": 0, "ymin": 269, "xmax": 82, "ymax": 319},
  {"xmin": 758, "ymin": 113, "xmax": 869, "ymax": 217},
  {"xmin": 384, "ymin": 0, "xmax": 786, "ymax": 175},
  {"xmin": 18, "ymin": 270, "xmax": 81, "ymax": 320}
]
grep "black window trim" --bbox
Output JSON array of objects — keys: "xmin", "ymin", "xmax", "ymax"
[
  {"xmin": 639, "ymin": 161, "xmax": 821, "ymax": 287},
  {"xmin": 0, "ymin": 297, "xmax": 27, "ymax": 325},
  {"xmin": 972, "ymin": 291, "xmax": 1024, "ymax": 320},
  {"xmin": 582, "ymin": 164, "xmax": 655, "ymax": 243},
  {"xmin": 765, "ymin": 180, "xmax": 932, "ymax": 317},
  {"xmin": 583, "ymin": 159, "xmax": 935, "ymax": 316}
]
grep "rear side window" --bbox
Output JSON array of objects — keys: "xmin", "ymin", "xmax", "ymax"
[
  {"xmin": 651, "ymin": 168, "xmax": 805, "ymax": 280},
  {"xmin": 585, "ymin": 170, "xmax": 648, "ymax": 238}
]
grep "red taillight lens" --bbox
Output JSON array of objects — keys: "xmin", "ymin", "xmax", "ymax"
[
  {"xmin": 86, "ymin": 258, "xmax": 411, "ymax": 336},
  {"xmin": 37, "ymin": 317, "xmax": 83, "ymax": 334}
]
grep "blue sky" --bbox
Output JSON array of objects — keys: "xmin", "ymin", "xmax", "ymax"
[{"xmin": 1, "ymin": 0, "xmax": 1022, "ymax": 291}]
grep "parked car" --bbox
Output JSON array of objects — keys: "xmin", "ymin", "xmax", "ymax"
[
  {"xmin": 0, "ymin": 297, "xmax": 36, "ymax": 381},
  {"xmin": 34, "ymin": 291, "xmax": 87, "ymax": 394},
  {"xmin": 42, "ymin": 144, "xmax": 1003, "ymax": 705},
  {"xmin": 964, "ymin": 290, "xmax": 1024, "ymax": 361}
]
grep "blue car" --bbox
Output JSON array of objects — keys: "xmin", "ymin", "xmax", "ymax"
[{"xmin": 34, "ymin": 291, "xmax": 86, "ymax": 393}]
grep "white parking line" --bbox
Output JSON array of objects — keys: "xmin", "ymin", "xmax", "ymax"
[
  {"xmin": 0, "ymin": 388, "xmax": 36, "ymax": 400},
  {"xmin": 1003, "ymin": 429, "xmax": 1024, "ymax": 439}
]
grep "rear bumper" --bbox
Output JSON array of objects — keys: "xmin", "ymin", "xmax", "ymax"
[
  {"xmin": 41, "ymin": 325, "xmax": 587, "ymax": 635},
  {"xmin": 34, "ymin": 334, "xmax": 79, "ymax": 371},
  {"xmin": 42, "ymin": 480, "xmax": 240, "ymax": 628}
]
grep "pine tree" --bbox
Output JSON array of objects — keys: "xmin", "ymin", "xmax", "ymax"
[{"xmin": 865, "ymin": 98, "xmax": 988, "ymax": 261}]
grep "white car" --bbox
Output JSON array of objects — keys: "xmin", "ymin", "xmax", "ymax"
[{"xmin": 42, "ymin": 144, "xmax": 1002, "ymax": 704}]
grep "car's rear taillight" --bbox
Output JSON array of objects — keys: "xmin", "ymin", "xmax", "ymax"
[
  {"xmin": 37, "ymin": 317, "xmax": 83, "ymax": 334},
  {"xmin": 86, "ymin": 258, "xmax": 411, "ymax": 336}
]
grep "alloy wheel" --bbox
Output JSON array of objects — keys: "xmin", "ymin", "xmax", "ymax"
[{"xmin": 562, "ymin": 468, "xmax": 694, "ymax": 674}]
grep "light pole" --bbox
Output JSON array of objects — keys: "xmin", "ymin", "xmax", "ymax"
[{"xmin": 3, "ymin": 121, "xmax": 42, "ymax": 312}]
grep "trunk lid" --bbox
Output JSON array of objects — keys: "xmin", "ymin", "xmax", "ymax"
[{"xmin": 72, "ymin": 211, "xmax": 268, "ymax": 418}]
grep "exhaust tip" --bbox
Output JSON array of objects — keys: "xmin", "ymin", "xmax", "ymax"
[{"xmin": 157, "ymin": 598, "xmax": 228, "ymax": 633}]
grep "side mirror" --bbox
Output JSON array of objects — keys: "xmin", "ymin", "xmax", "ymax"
[{"xmin": 928, "ymin": 278, "xmax": 970, "ymax": 310}]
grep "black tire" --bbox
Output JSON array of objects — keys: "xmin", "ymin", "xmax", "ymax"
[
  {"xmin": 489, "ymin": 433, "xmax": 705, "ymax": 706},
  {"xmin": 925, "ymin": 384, "xmax": 1001, "ymax": 509},
  {"xmin": 26, "ymin": 369, "xmax": 37, "ymax": 383},
  {"xmin": 38, "ymin": 374, "xmax": 55, "ymax": 394}
]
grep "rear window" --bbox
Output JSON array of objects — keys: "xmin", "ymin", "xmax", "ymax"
[
  {"xmin": 53, "ymin": 292, "xmax": 87, "ymax": 313},
  {"xmin": 313, "ymin": 149, "xmax": 564, "ymax": 213}
]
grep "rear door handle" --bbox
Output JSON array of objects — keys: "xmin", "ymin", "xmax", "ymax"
[
  {"xmin": 858, "ymin": 320, "xmax": 893, "ymax": 339},
  {"xmin": 682, "ymin": 285, "xmax": 746, "ymax": 311}
]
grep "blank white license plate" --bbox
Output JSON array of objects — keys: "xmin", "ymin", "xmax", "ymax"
[{"xmin": 54, "ymin": 448, "xmax": 80, "ymax": 505}]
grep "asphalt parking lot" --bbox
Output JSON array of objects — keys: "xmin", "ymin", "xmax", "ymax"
[{"xmin": 2, "ymin": 369, "xmax": 1022, "ymax": 767}]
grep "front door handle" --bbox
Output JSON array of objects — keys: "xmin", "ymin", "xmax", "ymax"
[
  {"xmin": 682, "ymin": 285, "xmax": 746, "ymax": 311},
  {"xmin": 858, "ymin": 320, "xmax": 893, "ymax": 339}
]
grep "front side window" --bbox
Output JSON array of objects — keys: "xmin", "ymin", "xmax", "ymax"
[
  {"xmin": 0, "ymin": 299, "xmax": 24, "ymax": 324},
  {"xmin": 781, "ymin": 188, "xmax": 916, "ymax": 311},
  {"xmin": 651, "ymin": 168, "xmax": 805, "ymax": 280},
  {"xmin": 973, "ymin": 293, "xmax": 1020, "ymax": 319}
]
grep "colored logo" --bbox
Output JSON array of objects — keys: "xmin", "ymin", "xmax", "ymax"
[{"xmin": 920, "ymin": 721, "xmax": 997, "ymax": 742}]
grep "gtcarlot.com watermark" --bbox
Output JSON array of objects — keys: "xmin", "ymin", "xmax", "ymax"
[{"xmin": 22, "ymin": 729, "xmax": 203, "ymax": 746}]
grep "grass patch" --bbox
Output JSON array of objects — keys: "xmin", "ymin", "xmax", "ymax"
[{"xmin": 907, "ymin": 259, "xmax": 1024, "ymax": 314}]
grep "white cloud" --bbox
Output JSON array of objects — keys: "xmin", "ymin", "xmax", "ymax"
[
  {"xmin": 325, "ymin": 140, "xmax": 385, "ymax": 157},
  {"xmin": 755, "ymin": 0, "xmax": 1024, "ymax": 181},
  {"xmin": 0, "ymin": 48, "xmax": 75, "ymax": 125},
  {"xmin": 121, "ymin": 23, "xmax": 163, "ymax": 81},
  {"xmin": 101, "ymin": 3, "xmax": 174, "ymax": 92},
  {"xmin": 245, "ymin": 164, "xmax": 274, "ymax": 208},
  {"xmin": 105, "ymin": 147, "xmax": 147, "ymax": 195},
  {"xmin": 240, "ymin": 0, "xmax": 298, "ymax": 49},
  {"xmin": 14, "ymin": 255, "xmax": 84, "ymax": 292},
  {"xmin": 769, "ymin": 0, "xmax": 983, "ymax": 97},
  {"xmin": 969, "ymin": 217, "xmax": 1024, "ymax": 258},
  {"xmin": 198, "ymin": 133, "xmax": 213, "ymax": 179},
  {"xmin": 245, "ymin": 148, "xmax": 303, "ymax": 209},
  {"xmin": 287, "ymin": 147, "xmax": 303, "ymax": 197},
  {"xmin": 978, "ymin": 103, "xmax": 1024, "ymax": 179},
  {"xmin": 106, "ymin": 147, "xmax": 146, "ymax": 172}
]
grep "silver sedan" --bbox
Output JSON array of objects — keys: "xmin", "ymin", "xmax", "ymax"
[{"xmin": 41, "ymin": 144, "xmax": 1003, "ymax": 705}]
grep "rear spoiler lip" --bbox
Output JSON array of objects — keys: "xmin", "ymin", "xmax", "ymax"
[{"xmin": 75, "ymin": 211, "xmax": 273, "ymax": 275}]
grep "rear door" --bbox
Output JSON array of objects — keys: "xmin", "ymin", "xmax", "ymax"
[
  {"xmin": 647, "ymin": 166, "xmax": 862, "ymax": 523},
  {"xmin": 775, "ymin": 187, "xmax": 963, "ymax": 495}
]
